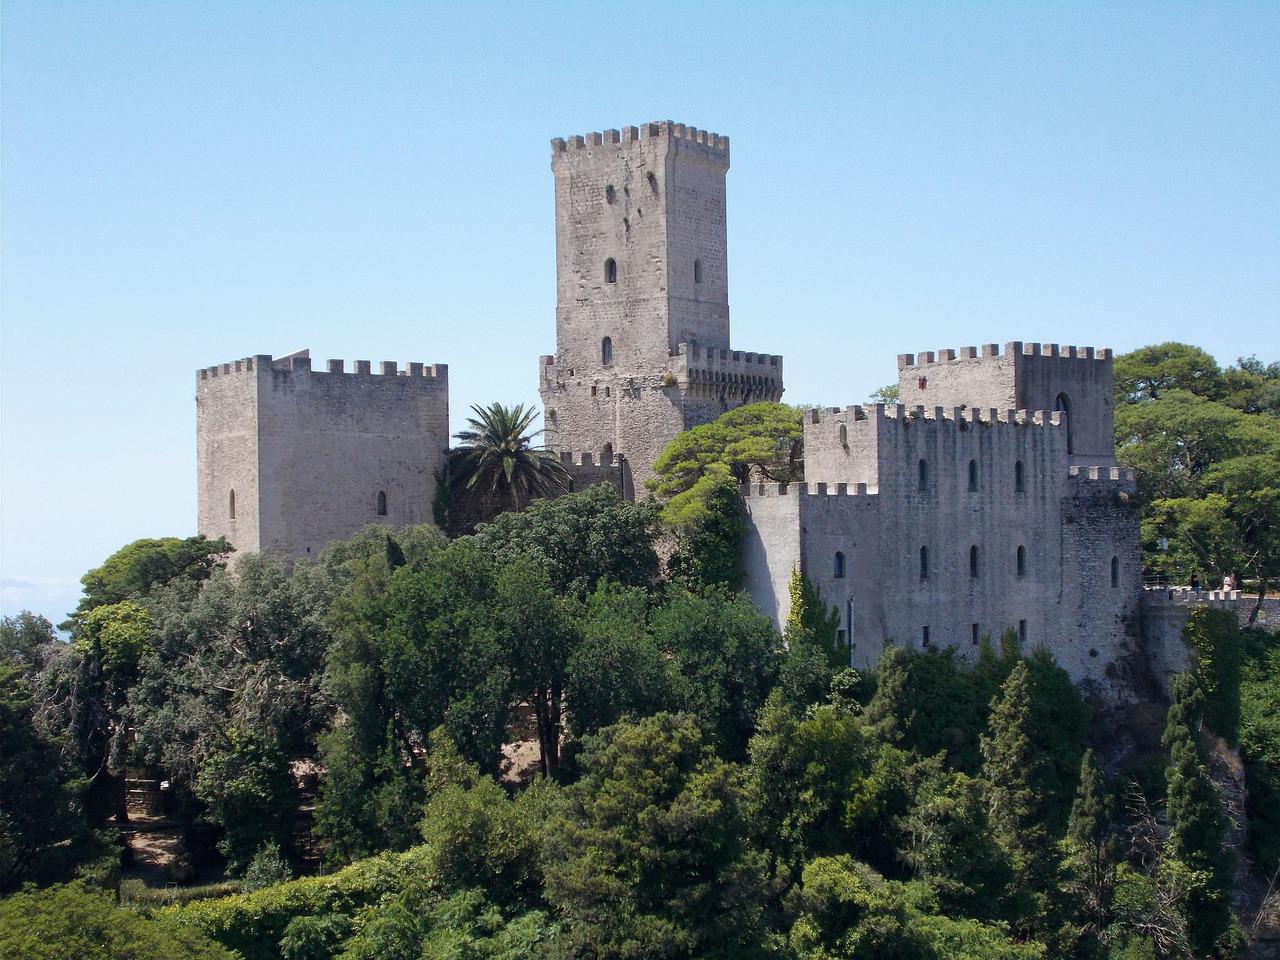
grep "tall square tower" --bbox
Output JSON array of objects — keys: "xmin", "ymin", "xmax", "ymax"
[{"xmin": 539, "ymin": 121, "xmax": 783, "ymax": 490}]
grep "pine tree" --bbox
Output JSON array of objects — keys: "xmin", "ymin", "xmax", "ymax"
[
  {"xmin": 980, "ymin": 660, "xmax": 1057, "ymax": 936},
  {"xmin": 1062, "ymin": 749, "xmax": 1118, "ymax": 951},
  {"xmin": 1161, "ymin": 674, "xmax": 1242, "ymax": 958}
]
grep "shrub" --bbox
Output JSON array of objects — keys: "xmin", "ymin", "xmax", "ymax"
[
  {"xmin": 1, "ymin": 882, "xmax": 235, "ymax": 960},
  {"xmin": 166, "ymin": 845, "xmax": 431, "ymax": 960}
]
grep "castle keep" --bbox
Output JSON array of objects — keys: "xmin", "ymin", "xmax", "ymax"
[
  {"xmin": 195, "ymin": 118, "xmax": 1177, "ymax": 699},
  {"xmin": 742, "ymin": 343, "xmax": 1140, "ymax": 701},
  {"xmin": 196, "ymin": 350, "xmax": 448, "ymax": 558},
  {"xmin": 539, "ymin": 122, "xmax": 783, "ymax": 491}
]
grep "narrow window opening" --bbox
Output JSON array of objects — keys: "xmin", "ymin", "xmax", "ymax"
[
  {"xmin": 834, "ymin": 551, "xmax": 846, "ymax": 579},
  {"xmin": 602, "ymin": 442, "xmax": 613, "ymax": 463},
  {"xmin": 1015, "ymin": 460, "xmax": 1026, "ymax": 492},
  {"xmin": 591, "ymin": 385, "xmax": 598, "ymax": 397},
  {"xmin": 918, "ymin": 459, "xmax": 928, "ymax": 491},
  {"xmin": 1111, "ymin": 556, "xmax": 1120, "ymax": 588},
  {"xmin": 229, "ymin": 489, "xmax": 236, "ymax": 520},
  {"xmin": 968, "ymin": 459, "xmax": 978, "ymax": 491},
  {"xmin": 605, "ymin": 184, "xmax": 616, "ymax": 204},
  {"xmin": 837, "ymin": 629, "xmax": 846, "ymax": 645},
  {"xmin": 694, "ymin": 258, "xmax": 703, "ymax": 284},
  {"xmin": 1016, "ymin": 545, "xmax": 1027, "ymax": 577},
  {"xmin": 1019, "ymin": 619, "xmax": 1028, "ymax": 646},
  {"xmin": 646, "ymin": 170, "xmax": 657, "ymax": 193},
  {"xmin": 922, "ymin": 625, "xmax": 930, "ymax": 647},
  {"xmin": 969, "ymin": 545, "xmax": 979, "ymax": 578},
  {"xmin": 919, "ymin": 546, "xmax": 929, "ymax": 579},
  {"xmin": 917, "ymin": 376, "xmax": 927, "ymax": 390},
  {"xmin": 604, "ymin": 386, "xmax": 611, "ymax": 398},
  {"xmin": 376, "ymin": 491, "xmax": 387, "ymax": 516},
  {"xmin": 838, "ymin": 424, "xmax": 848, "ymax": 445},
  {"xmin": 1055, "ymin": 392, "xmax": 1074, "ymax": 454},
  {"xmin": 971, "ymin": 623, "xmax": 980, "ymax": 645},
  {"xmin": 601, "ymin": 336, "xmax": 613, "ymax": 366},
  {"xmin": 604, "ymin": 258, "xmax": 617, "ymax": 283}
]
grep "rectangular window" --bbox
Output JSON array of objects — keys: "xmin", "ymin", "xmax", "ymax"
[
  {"xmin": 922, "ymin": 625, "xmax": 930, "ymax": 646},
  {"xmin": 971, "ymin": 623, "xmax": 979, "ymax": 645},
  {"xmin": 591, "ymin": 385, "xmax": 597, "ymax": 397},
  {"xmin": 837, "ymin": 629, "xmax": 846, "ymax": 645},
  {"xmin": 1019, "ymin": 619, "xmax": 1027, "ymax": 646}
]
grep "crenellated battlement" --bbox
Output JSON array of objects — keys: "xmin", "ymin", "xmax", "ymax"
[
  {"xmin": 807, "ymin": 403, "xmax": 1066, "ymax": 428},
  {"xmin": 741, "ymin": 481, "xmax": 880, "ymax": 499},
  {"xmin": 1068, "ymin": 465, "xmax": 1136, "ymax": 482},
  {"xmin": 551, "ymin": 120, "xmax": 729, "ymax": 160},
  {"xmin": 197, "ymin": 351, "xmax": 447, "ymax": 383},
  {"xmin": 897, "ymin": 341, "xmax": 1112, "ymax": 369},
  {"xmin": 557, "ymin": 450, "xmax": 624, "ymax": 468}
]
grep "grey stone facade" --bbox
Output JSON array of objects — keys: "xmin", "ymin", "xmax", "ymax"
[
  {"xmin": 538, "ymin": 121, "xmax": 783, "ymax": 492},
  {"xmin": 742, "ymin": 362, "xmax": 1144, "ymax": 702},
  {"xmin": 196, "ymin": 350, "xmax": 448, "ymax": 559}
]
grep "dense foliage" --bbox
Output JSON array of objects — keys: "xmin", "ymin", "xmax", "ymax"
[{"xmin": 1114, "ymin": 344, "xmax": 1280, "ymax": 614}]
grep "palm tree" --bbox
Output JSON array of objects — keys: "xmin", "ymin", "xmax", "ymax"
[{"xmin": 449, "ymin": 402, "xmax": 570, "ymax": 510}]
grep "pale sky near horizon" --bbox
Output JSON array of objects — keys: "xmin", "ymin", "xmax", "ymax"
[{"xmin": 2, "ymin": 1, "xmax": 1278, "ymax": 624}]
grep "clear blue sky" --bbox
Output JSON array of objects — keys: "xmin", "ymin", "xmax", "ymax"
[{"xmin": 3, "ymin": 1, "xmax": 1278, "ymax": 623}]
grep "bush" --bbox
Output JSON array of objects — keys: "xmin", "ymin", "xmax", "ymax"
[
  {"xmin": 243, "ymin": 840, "xmax": 294, "ymax": 891},
  {"xmin": 0, "ymin": 882, "xmax": 236, "ymax": 960},
  {"xmin": 166, "ymin": 845, "xmax": 431, "ymax": 960}
]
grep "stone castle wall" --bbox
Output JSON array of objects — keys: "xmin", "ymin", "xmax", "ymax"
[
  {"xmin": 197, "ymin": 352, "xmax": 449, "ymax": 559},
  {"xmin": 897, "ymin": 342, "xmax": 1115, "ymax": 466},
  {"xmin": 742, "ymin": 401, "xmax": 1143, "ymax": 701}
]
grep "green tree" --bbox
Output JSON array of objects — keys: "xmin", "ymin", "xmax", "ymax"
[
  {"xmin": 900, "ymin": 768, "xmax": 1012, "ymax": 922},
  {"xmin": 1238, "ymin": 626, "xmax": 1279, "ymax": 876},
  {"xmin": 1060, "ymin": 750, "xmax": 1119, "ymax": 955},
  {"xmin": 470, "ymin": 483, "xmax": 659, "ymax": 597},
  {"xmin": 449, "ymin": 401, "xmax": 570, "ymax": 510},
  {"xmin": 0, "ymin": 661, "xmax": 93, "ymax": 892},
  {"xmin": 647, "ymin": 401, "xmax": 803, "ymax": 527},
  {"xmin": 562, "ymin": 581, "xmax": 677, "ymax": 741},
  {"xmin": 542, "ymin": 713, "xmax": 769, "ymax": 959},
  {"xmin": 745, "ymin": 692, "xmax": 871, "ymax": 884},
  {"xmin": 1114, "ymin": 344, "xmax": 1280, "ymax": 617},
  {"xmin": 1183, "ymin": 608, "xmax": 1244, "ymax": 744},
  {"xmin": 787, "ymin": 856, "xmax": 1041, "ymax": 960},
  {"xmin": 1161, "ymin": 675, "xmax": 1241, "ymax": 958},
  {"xmin": 495, "ymin": 558, "xmax": 574, "ymax": 776},
  {"xmin": 195, "ymin": 726, "xmax": 298, "ymax": 875},
  {"xmin": 665, "ymin": 476, "xmax": 748, "ymax": 588},
  {"xmin": 70, "ymin": 534, "xmax": 232, "ymax": 619},
  {"xmin": 980, "ymin": 661, "xmax": 1060, "ymax": 937},
  {"xmin": 0, "ymin": 610, "xmax": 56, "ymax": 666},
  {"xmin": 0, "ymin": 882, "xmax": 236, "ymax": 960},
  {"xmin": 1114, "ymin": 343, "xmax": 1223, "ymax": 403},
  {"xmin": 650, "ymin": 584, "xmax": 783, "ymax": 759},
  {"xmin": 242, "ymin": 838, "xmax": 293, "ymax": 891}
]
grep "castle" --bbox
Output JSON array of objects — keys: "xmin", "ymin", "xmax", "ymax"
[{"xmin": 197, "ymin": 119, "xmax": 1201, "ymax": 700}]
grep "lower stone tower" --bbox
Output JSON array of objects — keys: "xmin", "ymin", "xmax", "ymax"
[
  {"xmin": 539, "ymin": 121, "xmax": 783, "ymax": 492},
  {"xmin": 197, "ymin": 350, "xmax": 449, "ymax": 558}
]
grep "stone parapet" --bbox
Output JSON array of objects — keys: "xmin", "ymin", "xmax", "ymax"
[
  {"xmin": 199, "ymin": 352, "xmax": 447, "ymax": 382},
  {"xmin": 897, "ymin": 341, "xmax": 1112, "ymax": 369},
  {"xmin": 552, "ymin": 120, "xmax": 729, "ymax": 162}
]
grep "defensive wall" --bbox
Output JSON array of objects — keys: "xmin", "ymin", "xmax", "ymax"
[
  {"xmin": 197, "ymin": 350, "xmax": 449, "ymax": 559},
  {"xmin": 741, "ymin": 402, "xmax": 1141, "ymax": 700}
]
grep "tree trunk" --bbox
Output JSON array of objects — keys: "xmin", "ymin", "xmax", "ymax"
[{"xmin": 1248, "ymin": 578, "xmax": 1267, "ymax": 626}]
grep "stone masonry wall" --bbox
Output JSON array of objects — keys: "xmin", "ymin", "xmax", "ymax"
[
  {"xmin": 540, "ymin": 121, "xmax": 783, "ymax": 490},
  {"xmin": 898, "ymin": 342, "xmax": 1115, "ymax": 466},
  {"xmin": 197, "ymin": 352, "xmax": 449, "ymax": 559},
  {"xmin": 742, "ymin": 403, "xmax": 1142, "ymax": 701},
  {"xmin": 196, "ymin": 359, "xmax": 262, "ymax": 553}
]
